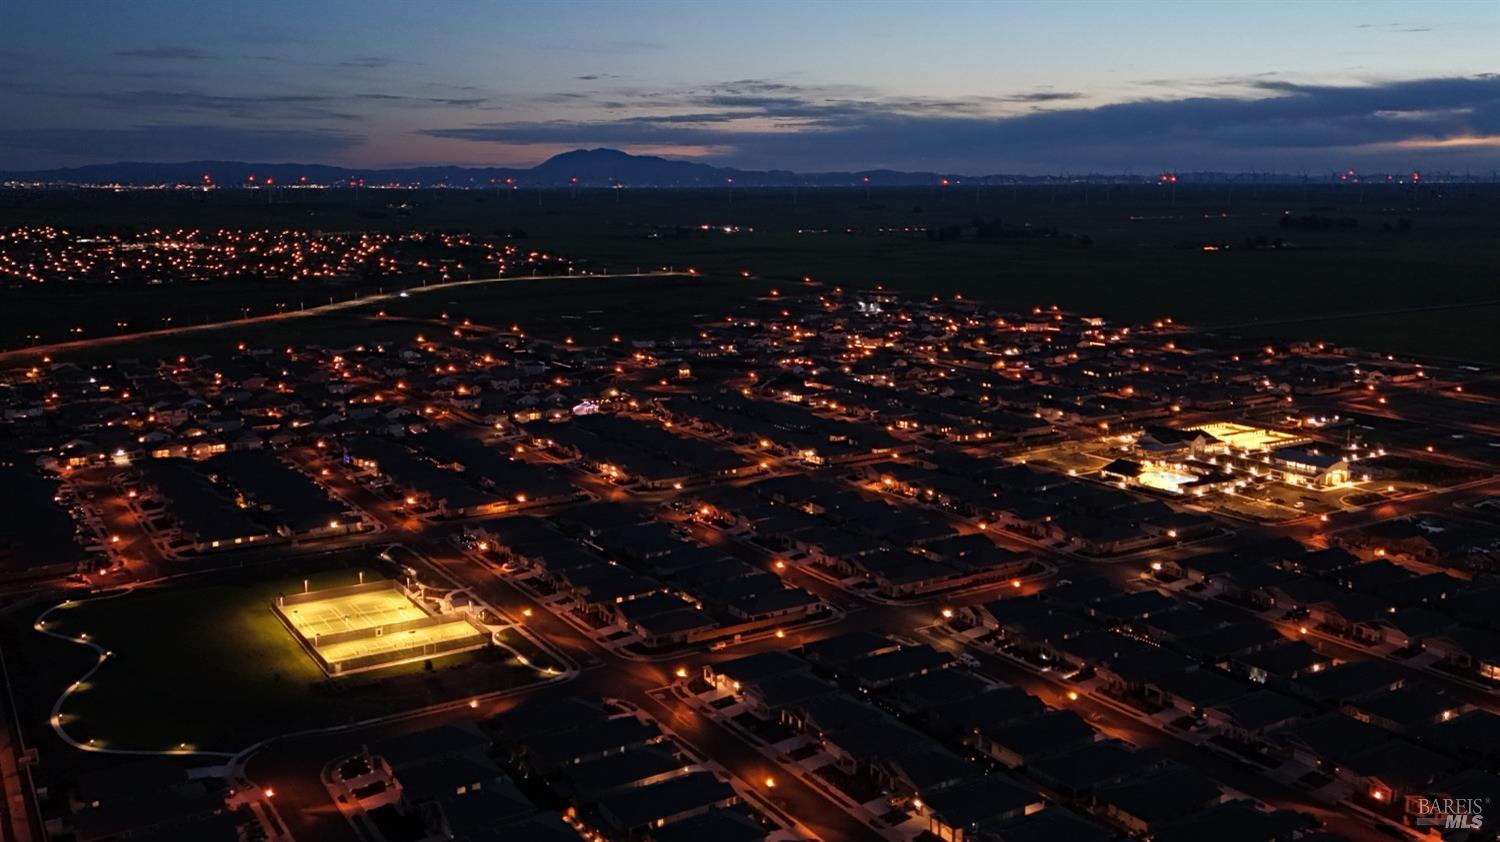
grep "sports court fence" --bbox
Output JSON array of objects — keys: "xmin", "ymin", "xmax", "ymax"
[{"xmin": 272, "ymin": 579, "xmax": 488, "ymax": 676}]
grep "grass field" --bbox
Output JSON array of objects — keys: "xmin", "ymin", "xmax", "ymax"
[{"xmin": 16, "ymin": 557, "xmax": 549, "ymax": 762}]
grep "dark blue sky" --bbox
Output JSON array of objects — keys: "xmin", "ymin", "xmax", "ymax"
[{"xmin": 2, "ymin": 0, "xmax": 1496, "ymax": 172}]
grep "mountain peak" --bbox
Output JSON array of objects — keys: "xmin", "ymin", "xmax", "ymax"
[{"xmin": 545, "ymin": 148, "xmax": 636, "ymax": 162}]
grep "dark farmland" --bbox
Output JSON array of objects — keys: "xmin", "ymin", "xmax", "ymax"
[{"xmin": 2, "ymin": 183, "xmax": 1497, "ymax": 360}]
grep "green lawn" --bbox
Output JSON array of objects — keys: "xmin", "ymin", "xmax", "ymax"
[{"xmin": 33, "ymin": 561, "xmax": 548, "ymax": 754}]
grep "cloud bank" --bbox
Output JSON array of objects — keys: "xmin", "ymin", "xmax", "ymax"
[{"xmin": 424, "ymin": 75, "xmax": 1500, "ymax": 171}]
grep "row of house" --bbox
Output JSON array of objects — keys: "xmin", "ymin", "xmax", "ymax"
[
  {"xmin": 960, "ymin": 572, "xmax": 1500, "ymax": 819},
  {"xmin": 464, "ymin": 503, "xmax": 825, "ymax": 649},
  {"xmin": 526, "ymin": 412, "xmax": 758, "ymax": 489},
  {"xmin": 1163, "ymin": 539, "xmax": 1500, "ymax": 685},
  {"xmin": 703, "ymin": 633, "xmax": 1317, "ymax": 841},
  {"xmin": 487, "ymin": 697, "xmax": 771, "ymax": 840},
  {"xmin": 687, "ymin": 475, "xmax": 1035, "ymax": 597}
]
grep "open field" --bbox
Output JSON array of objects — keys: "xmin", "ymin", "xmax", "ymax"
[
  {"xmin": 1226, "ymin": 302, "xmax": 1500, "ymax": 364},
  {"xmin": 3, "ymin": 184, "xmax": 1498, "ymax": 361},
  {"xmin": 5, "ymin": 554, "xmax": 547, "ymax": 772}
]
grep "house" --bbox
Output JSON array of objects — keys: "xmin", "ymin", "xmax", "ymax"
[
  {"xmin": 1203, "ymin": 691, "xmax": 1314, "ymax": 748},
  {"xmin": 1228, "ymin": 641, "xmax": 1335, "ymax": 693},
  {"xmin": 924, "ymin": 686, "xmax": 1046, "ymax": 745},
  {"xmin": 1344, "ymin": 740, "xmax": 1455, "ymax": 807},
  {"xmin": 1421, "ymin": 710, "xmax": 1500, "ymax": 770},
  {"xmin": 647, "ymin": 807, "xmax": 778, "ymax": 842},
  {"xmin": 1026, "ymin": 740, "xmax": 1167, "ymax": 798},
  {"xmin": 705, "ymin": 650, "xmax": 809, "ymax": 694},
  {"xmin": 1305, "ymin": 591, "xmax": 1391, "ymax": 644},
  {"xmin": 1146, "ymin": 668, "xmax": 1250, "ymax": 717},
  {"xmin": 68, "ymin": 758, "xmax": 247, "ymax": 842},
  {"xmin": 1278, "ymin": 714, "xmax": 1391, "ymax": 776},
  {"xmin": 594, "ymin": 772, "xmax": 738, "ymax": 836},
  {"xmin": 1095, "ymin": 767, "xmax": 1223, "ymax": 835},
  {"xmin": 1420, "ymin": 626, "xmax": 1500, "ymax": 682},
  {"xmin": 1342, "ymin": 683, "xmax": 1469, "ymax": 735},
  {"xmin": 799, "ymin": 631, "xmax": 901, "ymax": 670},
  {"xmin": 880, "ymin": 669, "xmax": 993, "ymax": 717},
  {"xmin": 982, "ymin": 808, "xmax": 1113, "ymax": 842},
  {"xmin": 973, "ymin": 710, "xmax": 1095, "ymax": 769},
  {"xmin": 1292, "ymin": 660, "xmax": 1404, "ymax": 705},
  {"xmin": 917, "ymin": 774, "xmax": 1046, "ymax": 842},
  {"xmin": 553, "ymin": 745, "xmax": 689, "ymax": 800},
  {"xmin": 842, "ymin": 645, "xmax": 953, "ymax": 689},
  {"xmin": 1153, "ymin": 801, "xmax": 1315, "ymax": 842}
]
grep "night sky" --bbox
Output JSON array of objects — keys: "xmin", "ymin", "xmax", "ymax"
[{"xmin": 2, "ymin": 0, "xmax": 1496, "ymax": 172}]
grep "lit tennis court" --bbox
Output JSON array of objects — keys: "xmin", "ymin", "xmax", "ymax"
[
  {"xmin": 273, "ymin": 579, "xmax": 491, "ymax": 675},
  {"xmin": 282, "ymin": 589, "xmax": 428, "ymax": 639},
  {"xmin": 316, "ymin": 618, "xmax": 484, "ymax": 665},
  {"xmin": 1193, "ymin": 421, "xmax": 1302, "ymax": 452}
]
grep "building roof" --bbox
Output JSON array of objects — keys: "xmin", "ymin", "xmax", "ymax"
[
  {"xmin": 1207, "ymin": 690, "xmax": 1313, "ymax": 733},
  {"xmin": 980, "ymin": 710, "xmax": 1095, "ymax": 760},
  {"xmin": 561, "ymin": 744, "xmax": 685, "ymax": 800},
  {"xmin": 595, "ymin": 772, "xmax": 735, "ymax": 833},
  {"xmin": 799, "ymin": 630, "xmax": 899, "ymax": 666},
  {"xmin": 1153, "ymin": 801, "xmax": 1314, "ymax": 842},
  {"xmin": 1027, "ymin": 740, "xmax": 1165, "ymax": 794},
  {"xmin": 921, "ymin": 774, "xmax": 1043, "ymax": 829},
  {"xmin": 1344, "ymin": 740, "xmax": 1455, "ymax": 789},
  {"xmin": 711, "ymin": 650, "xmax": 809, "ymax": 684},
  {"xmin": 647, "ymin": 805, "xmax": 772, "ymax": 842},
  {"xmin": 1096, "ymin": 767, "xmax": 1223, "ymax": 828}
]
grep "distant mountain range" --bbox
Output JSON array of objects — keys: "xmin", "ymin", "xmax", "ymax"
[{"xmin": 0, "ymin": 147, "xmax": 1444, "ymax": 187}]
